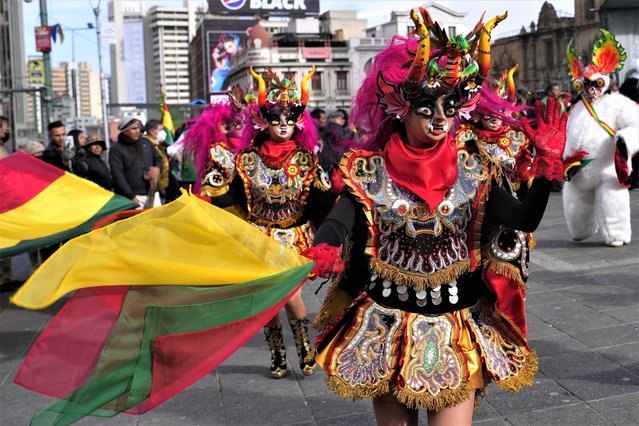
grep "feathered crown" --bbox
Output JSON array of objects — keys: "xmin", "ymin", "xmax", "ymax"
[
  {"xmin": 227, "ymin": 84, "xmax": 256, "ymax": 112},
  {"xmin": 566, "ymin": 29, "xmax": 626, "ymax": 92},
  {"xmin": 249, "ymin": 66, "xmax": 315, "ymax": 123},
  {"xmin": 376, "ymin": 8, "xmax": 507, "ymax": 120}
]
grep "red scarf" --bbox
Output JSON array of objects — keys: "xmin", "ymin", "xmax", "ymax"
[
  {"xmin": 383, "ymin": 132, "xmax": 458, "ymax": 212},
  {"xmin": 260, "ymin": 140, "xmax": 297, "ymax": 165},
  {"xmin": 478, "ymin": 126, "xmax": 505, "ymax": 141}
]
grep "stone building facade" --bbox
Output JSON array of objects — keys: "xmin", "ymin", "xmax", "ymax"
[{"xmin": 490, "ymin": 0, "xmax": 606, "ymax": 94}]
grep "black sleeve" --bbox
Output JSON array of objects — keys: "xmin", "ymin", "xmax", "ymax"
[
  {"xmin": 108, "ymin": 148, "xmax": 135, "ymax": 199},
  {"xmin": 313, "ymin": 191, "xmax": 359, "ymax": 247},
  {"xmin": 486, "ymin": 177, "xmax": 551, "ymax": 232},
  {"xmin": 306, "ymin": 186, "xmax": 338, "ymax": 229},
  {"xmin": 211, "ymin": 175, "xmax": 246, "ymax": 208}
]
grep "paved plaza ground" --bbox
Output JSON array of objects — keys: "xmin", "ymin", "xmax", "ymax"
[{"xmin": 1, "ymin": 192, "xmax": 638, "ymax": 425}]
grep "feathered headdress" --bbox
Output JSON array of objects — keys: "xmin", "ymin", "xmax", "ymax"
[
  {"xmin": 376, "ymin": 8, "xmax": 507, "ymax": 120},
  {"xmin": 473, "ymin": 64, "xmax": 530, "ymax": 128},
  {"xmin": 248, "ymin": 66, "xmax": 315, "ymax": 131},
  {"xmin": 566, "ymin": 29, "xmax": 626, "ymax": 93}
]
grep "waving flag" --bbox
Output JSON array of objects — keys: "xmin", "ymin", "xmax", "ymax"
[
  {"xmin": 160, "ymin": 91, "xmax": 175, "ymax": 142},
  {"xmin": 0, "ymin": 152, "xmax": 137, "ymax": 259},
  {"xmin": 13, "ymin": 193, "xmax": 313, "ymax": 425}
]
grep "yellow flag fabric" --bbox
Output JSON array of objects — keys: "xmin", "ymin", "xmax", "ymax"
[
  {"xmin": 0, "ymin": 173, "xmax": 114, "ymax": 249},
  {"xmin": 12, "ymin": 192, "xmax": 310, "ymax": 309}
]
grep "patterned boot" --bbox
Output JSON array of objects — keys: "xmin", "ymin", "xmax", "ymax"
[
  {"xmin": 263, "ymin": 322, "xmax": 288, "ymax": 379},
  {"xmin": 288, "ymin": 318, "xmax": 317, "ymax": 376}
]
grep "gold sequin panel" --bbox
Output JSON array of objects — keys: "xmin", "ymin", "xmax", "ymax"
[{"xmin": 316, "ymin": 296, "xmax": 536, "ymax": 409}]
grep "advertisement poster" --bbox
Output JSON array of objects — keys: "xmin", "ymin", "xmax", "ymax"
[
  {"xmin": 35, "ymin": 26, "xmax": 52, "ymax": 52},
  {"xmin": 204, "ymin": 18, "xmax": 255, "ymax": 93}
]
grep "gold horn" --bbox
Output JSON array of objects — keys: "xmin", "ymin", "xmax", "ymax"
[
  {"xmin": 250, "ymin": 67, "xmax": 267, "ymax": 107},
  {"xmin": 405, "ymin": 8, "xmax": 431, "ymax": 88},
  {"xmin": 478, "ymin": 12, "xmax": 508, "ymax": 77},
  {"xmin": 300, "ymin": 65, "xmax": 316, "ymax": 106},
  {"xmin": 506, "ymin": 64, "xmax": 518, "ymax": 100}
]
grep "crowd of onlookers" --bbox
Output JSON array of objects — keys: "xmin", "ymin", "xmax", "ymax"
[{"xmin": 0, "ymin": 115, "xmax": 187, "ymax": 290}]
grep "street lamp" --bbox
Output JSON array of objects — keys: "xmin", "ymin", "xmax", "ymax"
[{"xmin": 92, "ymin": 4, "xmax": 110, "ymax": 147}]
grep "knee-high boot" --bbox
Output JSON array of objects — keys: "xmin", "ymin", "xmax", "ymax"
[
  {"xmin": 263, "ymin": 322, "xmax": 288, "ymax": 379},
  {"xmin": 288, "ymin": 318, "xmax": 316, "ymax": 376}
]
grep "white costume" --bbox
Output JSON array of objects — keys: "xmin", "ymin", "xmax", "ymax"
[
  {"xmin": 564, "ymin": 93, "xmax": 638, "ymax": 245},
  {"xmin": 563, "ymin": 30, "xmax": 638, "ymax": 246}
]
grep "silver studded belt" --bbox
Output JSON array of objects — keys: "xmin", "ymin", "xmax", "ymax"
[{"xmin": 365, "ymin": 272, "xmax": 484, "ymax": 314}]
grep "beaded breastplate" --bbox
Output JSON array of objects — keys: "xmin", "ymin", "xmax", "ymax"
[
  {"xmin": 456, "ymin": 124, "xmax": 528, "ymax": 188},
  {"xmin": 236, "ymin": 147, "xmax": 319, "ymax": 228},
  {"xmin": 200, "ymin": 142, "xmax": 236, "ymax": 198},
  {"xmin": 343, "ymin": 149, "xmax": 489, "ymax": 291}
]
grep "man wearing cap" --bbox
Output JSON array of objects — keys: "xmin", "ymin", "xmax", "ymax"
[
  {"xmin": 73, "ymin": 138, "xmax": 111, "ymax": 190},
  {"xmin": 110, "ymin": 116, "xmax": 162, "ymax": 208}
]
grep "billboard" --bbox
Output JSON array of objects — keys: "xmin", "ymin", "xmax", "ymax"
[
  {"xmin": 209, "ymin": 0, "xmax": 319, "ymax": 18},
  {"xmin": 203, "ymin": 18, "xmax": 255, "ymax": 94}
]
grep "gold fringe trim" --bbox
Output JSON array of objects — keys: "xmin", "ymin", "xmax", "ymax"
[
  {"xmin": 528, "ymin": 232, "xmax": 536, "ymax": 250},
  {"xmin": 312, "ymin": 278, "xmax": 347, "ymax": 330},
  {"xmin": 496, "ymin": 350, "xmax": 538, "ymax": 392},
  {"xmin": 394, "ymin": 381, "xmax": 475, "ymax": 411},
  {"xmin": 484, "ymin": 258, "xmax": 525, "ymax": 286},
  {"xmin": 326, "ymin": 375, "xmax": 391, "ymax": 401},
  {"xmin": 369, "ymin": 257, "xmax": 470, "ymax": 291}
]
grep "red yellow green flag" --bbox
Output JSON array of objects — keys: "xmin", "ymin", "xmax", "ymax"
[
  {"xmin": 12, "ymin": 193, "xmax": 314, "ymax": 425},
  {"xmin": 0, "ymin": 152, "xmax": 137, "ymax": 259}
]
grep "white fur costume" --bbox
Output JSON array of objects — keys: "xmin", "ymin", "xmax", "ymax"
[{"xmin": 563, "ymin": 92, "xmax": 638, "ymax": 244}]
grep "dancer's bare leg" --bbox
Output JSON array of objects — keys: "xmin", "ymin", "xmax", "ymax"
[
  {"xmin": 372, "ymin": 398, "xmax": 418, "ymax": 426},
  {"xmin": 426, "ymin": 391, "xmax": 475, "ymax": 426},
  {"xmin": 284, "ymin": 288, "xmax": 307, "ymax": 319}
]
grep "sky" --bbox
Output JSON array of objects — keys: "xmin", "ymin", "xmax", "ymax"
[{"xmin": 21, "ymin": 0, "xmax": 576, "ymax": 75}]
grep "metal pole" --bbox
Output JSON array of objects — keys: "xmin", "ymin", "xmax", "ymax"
[
  {"xmin": 93, "ymin": 5, "xmax": 110, "ymax": 147},
  {"xmin": 72, "ymin": 30, "xmax": 78, "ymax": 129},
  {"xmin": 39, "ymin": 0, "xmax": 52, "ymax": 125}
]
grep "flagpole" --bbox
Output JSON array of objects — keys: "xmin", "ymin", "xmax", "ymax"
[
  {"xmin": 93, "ymin": 2, "xmax": 110, "ymax": 148},
  {"xmin": 39, "ymin": 0, "xmax": 52, "ymax": 126}
]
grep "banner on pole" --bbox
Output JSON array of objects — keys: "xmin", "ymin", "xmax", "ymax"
[
  {"xmin": 101, "ymin": 22, "xmax": 116, "ymax": 45},
  {"xmin": 28, "ymin": 57, "xmax": 45, "ymax": 86},
  {"xmin": 35, "ymin": 26, "xmax": 52, "ymax": 52}
]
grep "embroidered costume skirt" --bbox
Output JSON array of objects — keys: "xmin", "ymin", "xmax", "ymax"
[{"xmin": 314, "ymin": 294, "xmax": 537, "ymax": 411}]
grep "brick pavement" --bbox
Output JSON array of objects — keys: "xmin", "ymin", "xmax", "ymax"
[{"xmin": 1, "ymin": 192, "xmax": 637, "ymax": 425}]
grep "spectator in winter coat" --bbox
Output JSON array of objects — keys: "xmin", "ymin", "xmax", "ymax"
[
  {"xmin": 73, "ymin": 138, "xmax": 112, "ymax": 190},
  {"xmin": 109, "ymin": 116, "xmax": 163, "ymax": 208}
]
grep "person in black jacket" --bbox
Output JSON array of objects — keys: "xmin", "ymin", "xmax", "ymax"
[
  {"xmin": 42, "ymin": 121, "xmax": 72, "ymax": 171},
  {"xmin": 72, "ymin": 139, "xmax": 112, "ymax": 190},
  {"xmin": 109, "ymin": 116, "xmax": 162, "ymax": 208}
]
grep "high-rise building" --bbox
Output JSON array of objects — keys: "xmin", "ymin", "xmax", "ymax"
[
  {"xmin": 1, "ymin": 0, "xmax": 30, "ymax": 145},
  {"xmin": 144, "ymin": 6, "xmax": 191, "ymax": 106},
  {"xmin": 48, "ymin": 62, "xmax": 103, "ymax": 130},
  {"xmin": 108, "ymin": 0, "xmax": 148, "ymax": 112}
]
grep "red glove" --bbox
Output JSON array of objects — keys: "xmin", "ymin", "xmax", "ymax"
[
  {"xmin": 521, "ymin": 98, "xmax": 568, "ymax": 181},
  {"xmin": 302, "ymin": 243, "xmax": 345, "ymax": 278},
  {"xmin": 514, "ymin": 145, "xmax": 533, "ymax": 183}
]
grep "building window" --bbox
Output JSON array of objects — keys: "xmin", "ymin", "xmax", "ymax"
[
  {"xmin": 312, "ymin": 71, "xmax": 322, "ymax": 91},
  {"xmin": 336, "ymin": 71, "xmax": 348, "ymax": 91},
  {"xmin": 545, "ymin": 40, "xmax": 554, "ymax": 68},
  {"xmin": 448, "ymin": 26, "xmax": 456, "ymax": 37}
]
